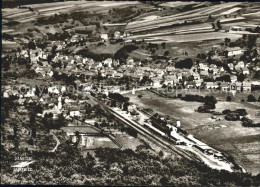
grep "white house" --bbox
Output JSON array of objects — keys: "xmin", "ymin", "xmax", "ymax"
[
  {"xmin": 226, "ymin": 47, "xmax": 245, "ymax": 57},
  {"xmin": 101, "ymin": 34, "xmax": 108, "ymax": 42}
]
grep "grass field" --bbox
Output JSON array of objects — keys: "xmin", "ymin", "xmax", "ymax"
[{"xmin": 125, "ymin": 90, "xmax": 260, "ymax": 175}]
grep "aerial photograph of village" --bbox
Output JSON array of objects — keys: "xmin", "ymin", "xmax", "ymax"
[{"xmin": 1, "ymin": 0, "xmax": 260, "ymax": 186}]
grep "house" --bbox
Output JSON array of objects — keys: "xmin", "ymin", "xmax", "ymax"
[
  {"xmin": 237, "ymin": 61, "xmax": 245, "ymax": 68},
  {"xmin": 114, "ymin": 73, "xmax": 123, "ymax": 79},
  {"xmin": 200, "ymin": 70, "xmax": 209, "ymax": 76},
  {"xmin": 235, "ymin": 82, "xmax": 242, "ymax": 92},
  {"xmin": 221, "ymin": 82, "xmax": 230, "ymax": 92},
  {"xmin": 186, "ymin": 81, "xmax": 196, "ymax": 89},
  {"xmin": 242, "ymin": 82, "xmax": 251, "ymax": 92},
  {"xmin": 166, "ymin": 66, "xmax": 175, "ymax": 73},
  {"xmin": 230, "ymin": 75, "xmax": 237, "ymax": 83},
  {"xmin": 151, "ymin": 77, "xmax": 162, "ymax": 88},
  {"xmin": 226, "ymin": 47, "xmax": 245, "ymax": 57},
  {"xmin": 3, "ymin": 91, "xmax": 9, "ymax": 98},
  {"xmin": 206, "ymin": 82, "xmax": 218, "ymax": 89},
  {"xmin": 123, "ymin": 70, "xmax": 131, "ymax": 77},
  {"xmin": 114, "ymin": 31, "xmax": 121, "ymax": 39},
  {"xmin": 101, "ymin": 34, "xmax": 108, "ymax": 42},
  {"xmin": 106, "ymin": 69, "xmax": 117, "ymax": 78},
  {"xmin": 193, "ymin": 73, "xmax": 200, "ymax": 80},
  {"xmin": 131, "ymin": 72, "xmax": 143, "ymax": 81},
  {"xmin": 126, "ymin": 58, "xmax": 134, "ymax": 65},
  {"xmin": 242, "ymin": 67, "xmax": 250, "ymax": 75},
  {"xmin": 254, "ymin": 62, "xmax": 260, "ymax": 71},
  {"xmin": 195, "ymin": 79, "xmax": 203, "ymax": 87},
  {"xmin": 177, "ymin": 73, "xmax": 182, "ymax": 81},
  {"xmin": 228, "ymin": 63, "xmax": 234, "ymax": 70},
  {"xmin": 235, "ymin": 66, "xmax": 243, "ymax": 73},
  {"xmin": 103, "ymin": 58, "xmax": 113, "ymax": 67},
  {"xmin": 155, "ymin": 69, "xmax": 165, "ymax": 77},
  {"xmin": 199, "ymin": 63, "xmax": 209, "ymax": 72},
  {"xmin": 164, "ymin": 75, "xmax": 175, "ymax": 85},
  {"xmin": 70, "ymin": 107, "xmax": 81, "ymax": 117}
]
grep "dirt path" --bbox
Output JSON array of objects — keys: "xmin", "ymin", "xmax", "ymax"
[{"xmin": 49, "ymin": 133, "xmax": 60, "ymax": 152}]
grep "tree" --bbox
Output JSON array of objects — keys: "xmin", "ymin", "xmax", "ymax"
[
  {"xmin": 164, "ymin": 51, "xmax": 169, "ymax": 56},
  {"xmin": 237, "ymin": 73, "xmax": 245, "ymax": 82},
  {"xmin": 216, "ymin": 20, "xmax": 222, "ymax": 29},
  {"xmin": 123, "ymin": 102, "xmax": 129, "ymax": 111},
  {"xmin": 225, "ymin": 112, "xmax": 240, "ymax": 121},
  {"xmin": 28, "ymin": 40, "xmax": 36, "ymax": 50},
  {"xmin": 212, "ymin": 22, "xmax": 215, "ymax": 29},
  {"xmin": 160, "ymin": 176, "xmax": 170, "ymax": 186},
  {"xmin": 205, "ymin": 96, "xmax": 217, "ymax": 109},
  {"xmin": 161, "ymin": 42, "xmax": 166, "ymax": 49},
  {"xmin": 197, "ymin": 105, "xmax": 210, "ymax": 113},
  {"xmin": 175, "ymin": 58, "xmax": 193, "ymax": 69}
]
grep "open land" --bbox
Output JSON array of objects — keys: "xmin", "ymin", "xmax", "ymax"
[{"xmin": 125, "ymin": 90, "xmax": 260, "ymax": 175}]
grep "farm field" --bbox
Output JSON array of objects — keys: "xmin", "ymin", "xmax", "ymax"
[
  {"xmin": 125, "ymin": 90, "xmax": 260, "ymax": 175},
  {"xmin": 2, "ymin": 1, "xmax": 141, "ymax": 23},
  {"xmin": 125, "ymin": 2, "xmax": 242, "ymax": 32},
  {"xmin": 126, "ymin": 32, "xmax": 242, "ymax": 43},
  {"xmin": 160, "ymin": 1, "xmax": 200, "ymax": 8},
  {"xmin": 82, "ymin": 136, "xmax": 119, "ymax": 150}
]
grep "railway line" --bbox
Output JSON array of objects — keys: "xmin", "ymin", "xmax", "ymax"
[{"xmin": 87, "ymin": 95, "xmax": 201, "ymax": 161}]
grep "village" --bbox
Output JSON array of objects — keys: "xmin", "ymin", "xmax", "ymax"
[{"xmin": 1, "ymin": 1, "xmax": 260, "ymax": 186}]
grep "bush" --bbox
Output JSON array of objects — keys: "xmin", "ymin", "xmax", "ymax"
[
  {"xmin": 234, "ymin": 109, "xmax": 247, "ymax": 116},
  {"xmin": 247, "ymin": 95, "xmax": 256, "ymax": 102},
  {"xmin": 164, "ymin": 51, "xmax": 169, "ymax": 56},
  {"xmin": 177, "ymin": 94, "xmax": 182, "ymax": 98},
  {"xmin": 225, "ymin": 112, "xmax": 240, "ymax": 121},
  {"xmin": 197, "ymin": 105, "xmax": 210, "ymax": 113},
  {"xmin": 226, "ymin": 96, "xmax": 232, "ymax": 101},
  {"xmin": 222, "ymin": 109, "xmax": 231, "ymax": 115},
  {"xmin": 125, "ymin": 127, "xmax": 138, "ymax": 138},
  {"xmin": 241, "ymin": 117, "xmax": 253, "ymax": 127},
  {"xmin": 181, "ymin": 94, "xmax": 205, "ymax": 102}
]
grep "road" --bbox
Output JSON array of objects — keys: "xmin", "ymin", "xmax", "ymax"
[{"xmin": 49, "ymin": 133, "xmax": 60, "ymax": 152}]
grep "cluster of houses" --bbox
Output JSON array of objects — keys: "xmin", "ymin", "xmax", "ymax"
[{"xmin": 13, "ymin": 40, "xmax": 260, "ymax": 97}]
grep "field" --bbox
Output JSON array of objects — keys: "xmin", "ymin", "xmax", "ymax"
[
  {"xmin": 2, "ymin": 1, "xmax": 141, "ymax": 23},
  {"xmin": 125, "ymin": 90, "xmax": 260, "ymax": 175},
  {"xmin": 123, "ymin": 2, "xmax": 260, "ymax": 44}
]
